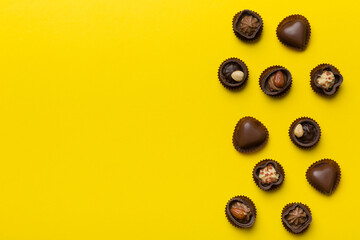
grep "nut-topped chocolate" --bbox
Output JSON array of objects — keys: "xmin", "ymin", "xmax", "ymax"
[
  {"xmin": 282, "ymin": 203, "xmax": 312, "ymax": 234},
  {"xmin": 306, "ymin": 159, "xmax": 341, "ymax": 195},
  {"xmin": 289, "ymin": 117, "xmax": 321, "ymax": 148},
  {"xmin": 225, "ymin": 196, "xmax": 256, "ymax": 228},
  {"xmin": 253, "ymin": 159, "xmax": 284, "ymax": 191},
  {"xmin": 233, "ymin": 10, "xmax": 263, "ymax": 41},
  {"xmin": 259, "ymin": 66, "xmax": 292, "ymax": 96},
  {"xmin": 277, "ymin": 15, "xmax": 311, "ymax": 50},
  {"xmin": 218, "ymin": 58, "xmax": 248, "ymax": 89},
  {"xmin": 310, "ymin": 64, "xmax": 343, "ymax": 96},
  {"xmin": 233, "ymin": 116, "xmax": 268, "ymax": 153}
]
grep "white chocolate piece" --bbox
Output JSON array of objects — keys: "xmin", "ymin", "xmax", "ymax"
[
  {"xmin": 316, "ymin": 70, "xmax": 335, "ymax": 90},
  {"xmin": 231, "ymin": 70, "xmax": 244, "ymax": 82},
  {"xmin": 294, "ymin": 124, "xmax": 304, "ymax": 138},
  {"xmin": 258, "ymin": 164, "xmax": 279, "ymax": 184}
]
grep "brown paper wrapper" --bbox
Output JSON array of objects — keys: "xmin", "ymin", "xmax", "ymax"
[
  {"xmin": 225, "ymin": 195, "xmax": 257, "ymax": 228},
  {"xmin": 276, "ymin": 14, "xmax": 311, "ymax": 51},
  {"xmin": 232, "ymin": 9, "xmax": 263, "ymax": 42},
  {"xmin": 218, "ymin": 57, "xmax": 249, "ymax": 90},
  {"xmin": 253, "ymin": 159, "xmax": 285, "ymax": 191},
  {"xmin": 281, "ymin": 202, "xmax": 312, "ymax": 234},
  {"xmin": 310, "ymin": 63, "xmax": 343, "ymax": 96},
  {"xmin": 289, "ymin": 117, "xmax": 321, "ymax": 149},
  {"xmin": 259, "ymin": 65, "xmax": 292, "ymax": 97},
  {"xmin": 306, "ymin": 159, "xmax": 341, "ymax": 195},
  {"xmin": 232, "ymin": 116, "xmax": 269, "ymax": 153}
]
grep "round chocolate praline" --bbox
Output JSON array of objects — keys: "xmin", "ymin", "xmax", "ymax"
[
  {"xmin": 232, "ymin": 9, "xmax": 263, "ymax": 41},
  {"xmin": 253, "ymin": 159, "xmax": 284, "ymax": 191},
  {"xmin": 259, "ymin": 66, "xmax": 292, "ymax": 97},
  {"xmin": 276, "ymin": 15, "xmax": 311, "ymax": 51},
  {"xmin": 310, "ymin": 64, "xmax": 343, "ymax": 96},
  {"xmin": 282, "ymin": 203, "xmax": 312, "ymax": 234},
  {"xmin": 289, "ymin": 117, "xmax": 320, "ymax": 148},
  {"xmin": 225, "ymin": 196, "xmax": 256, "ymax": 228},
  {"xmin": 218, "ymin": 58, "xmax": 248, "ymax": 89},
  {"xmin": 306, "ymin": 159, "xmax": 341, "ymax": 195}
]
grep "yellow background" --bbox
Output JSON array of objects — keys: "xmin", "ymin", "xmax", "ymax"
[{"xmin": 0, "ymin": 0, "xmax": 358, "ymax": 239}]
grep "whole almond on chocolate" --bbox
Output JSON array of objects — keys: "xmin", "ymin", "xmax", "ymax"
[
  {"xmin": 230, "ymin": 208, "xmax": 246, "ymax": 219},
  {"xmin": 274, "ymin": 71, "xmax": 285, "ymax": 88}
]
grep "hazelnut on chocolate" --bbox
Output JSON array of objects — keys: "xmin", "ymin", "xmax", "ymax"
[
  {"xmin": 289, "ymin": 117, "xmax": 321, "ymax": 149},
  {"xmin": 218, "ymin": 58, "xmax": 248, "ymax": 89}
]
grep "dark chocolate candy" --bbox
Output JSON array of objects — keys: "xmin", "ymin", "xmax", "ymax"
[
  {"xmin": 253, "ymin": 159, "xmax": 284, "ymax": 191},
  {"xmin": 310, "ymin": 64, "xmax": 343, "ymax": 96},
  {"xmin": 259, "ymin": 66, "xmax": 292, "ymax": 96},
  {"xmin": 225, "ymin": 196, "xmax": 256, "ymax": 228},
  {"xmin": 218, "ymin": 58, "xmax": 248, "ymax": 89},
  {"xmin": 282, "ymin": 203, "xmax": 312, "ymax": 234},
  {"xmin": 277, "ymin": 15, "xmax": 310, "ymax": 50},
  {"xmin": 289, "ymin": 117, "xmax": 320, "ymax": 148},
  {"xmin": 306, "ymin": 159, "xmax": 341, "ymax": 195},
  {"xmin": 233, "ymin": 116, "xmax": 268, "ymax": 153},
  {"xmin": 233, "ymin": 10, "xmax": 263, "ymax": 41}
]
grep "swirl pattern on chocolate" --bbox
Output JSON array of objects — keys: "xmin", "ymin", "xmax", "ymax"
[
  {"xmin": 282, "ymin": 203, "xmax": 312, "ymax": 234},
  {"xmin": 239, "ymin": 15, "xmax": 259, "ymax": 36},
  {"xmin": 286, "ymin": 207, "xmax": 308, "ymax": 228}
]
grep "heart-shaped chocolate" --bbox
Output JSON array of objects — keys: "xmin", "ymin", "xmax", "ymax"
[
  {"xmin": 306, "ymin": 159, "xmax": 341, "ymax": 195},
  {"xmin": 233, "ymin": 116, "xmax": 268, "ymax": 153},
  {"xmin": 277, "ymin": 15, "xmax": 310, "ymax": 50}
]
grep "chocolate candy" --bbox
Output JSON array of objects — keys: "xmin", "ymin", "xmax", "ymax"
[
  {"xmin": 225, "ymin": 196, "xmax": 256, "ymax": 228},
  {"xmin": 289, "ymin": 117, "xmax": 321, "ymax": 148},
  {"xmin": 310, "ymin": 64, "xmax": 343, "ymax": 96},
  {"xmin": 218, "ymin": 58, "xmax": 248, "ymax": 89},
  {"xmin": 233, "ymin": 10, "xmax": 263, "ymax": 41},
  {"xmin": 259, "ymin": 66, "xmax": 292, "ymax": 96},
  {"xmin": 306, "ymin": 159, "xmax": 341, "ymax": 195},
  {"xmin": 277, "ymin": 15, "xmax": 311, "ymax": 50},
  {"xmin": 282, "ymin": 203, "xmax": 312, "ymax": 234},
  {"xmin": 233, "ymin": 116, "xmax": 268, "ymax": 153},
  {"xmin": 253, "ymin": 159, "xmax": 284, "ymax": 191}
]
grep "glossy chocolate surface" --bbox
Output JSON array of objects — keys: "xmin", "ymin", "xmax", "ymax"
[
  {"xmin": 307, "ymin": 159, "xmax": 340, "ymax": 195},
  {"xmin": 233, "ymin": 117, "xmax": 268, "ymax": 153},
  {"xmin": 277, "ymin": 15, "xmax": 310, "ymax": 50}
]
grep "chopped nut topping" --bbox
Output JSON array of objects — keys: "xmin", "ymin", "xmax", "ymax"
[
  {"xmin": 258, "ymin": 164, "xmax": 279, "ymax": 184},
  {"xmin": 316, "ymin": 70, "xmax": 335, "ymax": 90}
]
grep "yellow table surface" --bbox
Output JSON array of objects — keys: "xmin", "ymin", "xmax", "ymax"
[{"xmin": 0, "ymin": 0, "xmax": 358, "ymax": 239}]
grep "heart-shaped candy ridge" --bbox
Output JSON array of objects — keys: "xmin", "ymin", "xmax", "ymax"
[
  {"xmin": 277, "ymin": 15, "xmax": 310, "ymax": 50},
  {"xmin": 306, "ymin": 159, "xmax": 340, "ymax": 195},
  {"xmin": 233, "ymin": 117, "xmax": 268, "ymax": 153}
]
